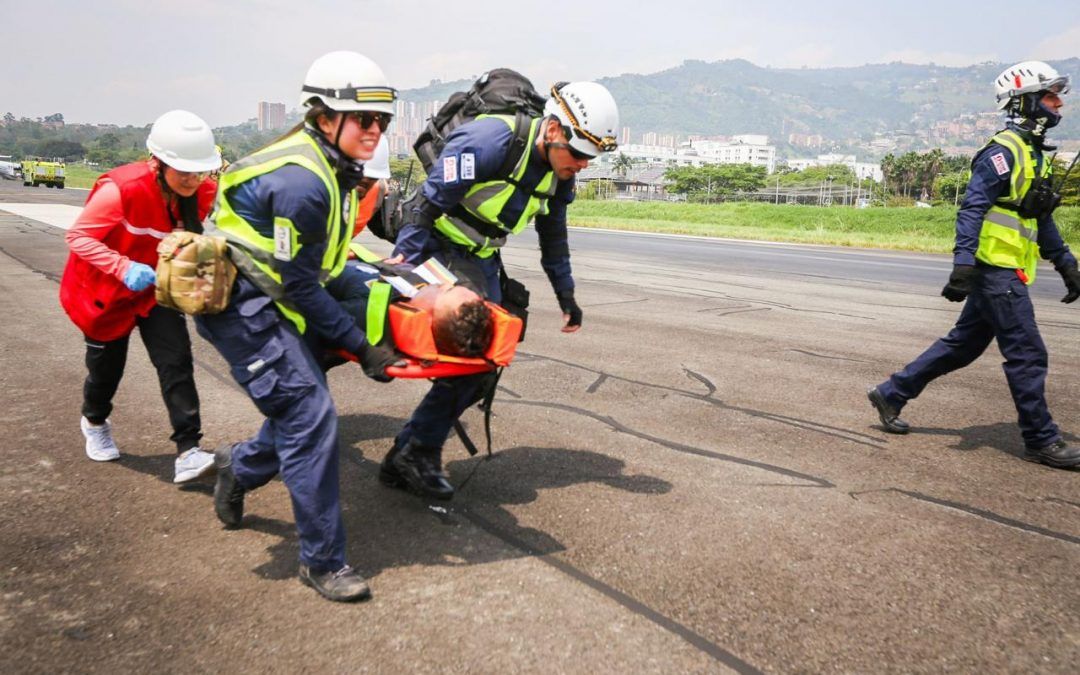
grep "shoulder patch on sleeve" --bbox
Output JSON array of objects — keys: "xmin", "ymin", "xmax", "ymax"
[
  {"xmin": 460, "ymin": 153, "xmax": 475, "ymax": 180},
  {"xmin": 443, "ymin": 155, "xmax": 458, "ymax": 183},
  {"xmin": 990, "ymin": 152, "xmax": 1010, "ymax": 176}
]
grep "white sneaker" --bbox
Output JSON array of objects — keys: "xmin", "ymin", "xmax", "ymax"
[
  {"xmin": 174, "ymin": 447, "xmax": 216, "ymax": 484},
  {"xmin": 81, "ymin": 416, "xmax": 120, "ymax": 462}
]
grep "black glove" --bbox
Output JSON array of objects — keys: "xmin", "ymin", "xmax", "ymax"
[
  {"xmin": 1058, "ymin": 264, "xmax": 1080, "ymax": 304},
  {"xmin": 556, "ymin": 289, "xmax": 583, "ymax": 329},
  {"xmin": 354, "ymin": 341, "xmax": 404, "ymax": 383},
  {"xmin": 941, "ymin": 264, "xmax": 977, "ymax": 302}
]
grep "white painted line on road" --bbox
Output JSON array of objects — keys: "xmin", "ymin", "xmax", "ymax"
[{"xmin": 0, "ymin": 203, "xmax": 82, "ymax": 230}]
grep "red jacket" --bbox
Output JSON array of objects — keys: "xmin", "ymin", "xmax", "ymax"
[{"xmin": 59, "ymin": 162, "xmax": 216, "ymax": 341}]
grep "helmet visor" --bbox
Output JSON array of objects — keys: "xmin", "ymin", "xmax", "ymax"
[{"xmin": 1044, "ymin": 75, "xmax": 1070, "ymax": 96}]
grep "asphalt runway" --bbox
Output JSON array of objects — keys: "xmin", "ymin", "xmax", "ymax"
[{"xmin": 1, "ymin": 180, "xmax": 1077, "ymax": 673}]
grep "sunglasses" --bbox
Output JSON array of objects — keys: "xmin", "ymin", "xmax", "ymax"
[{"xmin": 346, "ymin": 110, "xmax": 392, "ymax": 132}]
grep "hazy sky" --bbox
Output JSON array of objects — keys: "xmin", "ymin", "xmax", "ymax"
[{"xmin": 3, "ymin": 0, "xmax": 1079, "ymax": 127}]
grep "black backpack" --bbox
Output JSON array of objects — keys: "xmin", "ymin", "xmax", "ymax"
[
  {"xmin": 361, "ymin": 69, "xmax": 547, "ymax": 245},
  {"xmin": 413, "ymin": 68, "xmax": 547, "ymax": 179}
]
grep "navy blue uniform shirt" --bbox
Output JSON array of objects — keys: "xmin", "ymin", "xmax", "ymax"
[
  {"xmin": 227, "ymin": 128, "xmax": 367, "ymax": 354},
  {"xmin": 394, "ymin": 117, "xmax": 577, "ymax": 294},
  {"xmin": 954, "ymin": 125, "xmax": 1075, "ymax": 271}
]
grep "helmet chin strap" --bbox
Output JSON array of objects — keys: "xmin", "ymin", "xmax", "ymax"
[
  {"xmin": 1009, "ymin": 93, "xmax": 1061, "ymax": 138},
  {"xmin": 330, "ymin": 112, "xmax": 351, "ymax": 173}
]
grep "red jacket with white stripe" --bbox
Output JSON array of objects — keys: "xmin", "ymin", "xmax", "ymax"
[{"xmin": 59, "ymin": 161, "xmax": 216, "ymax": 341}]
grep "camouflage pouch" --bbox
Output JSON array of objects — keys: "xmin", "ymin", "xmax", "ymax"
[{"xmin": 155, "ymin": 230, "xmax": 236, "ymax": 314}]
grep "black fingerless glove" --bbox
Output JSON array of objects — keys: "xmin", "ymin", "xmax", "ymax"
[{"xmin": 556, "ymin": 289, "xmax": 582, "ymax": 328}]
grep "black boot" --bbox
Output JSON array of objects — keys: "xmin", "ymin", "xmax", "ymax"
[
  {"xmin": 378, "ymin": 441, "xmax": 407, "ymax": 489},
  {"xmin": 1024, "ymin": 440, "xmax": 1080, "ymax": 469},
  {"xmin": 867, "ymin": 386, "xmax": 910, "ymax": 434},
  {"xmin": 392, "ymin": 439, "xmax": 454, "ymax": 500},
  {"xmin": 213, "ymin": 443, "xmax": 246, "ymax": 529}
]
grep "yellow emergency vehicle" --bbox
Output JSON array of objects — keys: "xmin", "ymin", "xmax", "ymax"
[{"xmin": 21, "ymin": 158, "xmax": 66, "ymax": 189}]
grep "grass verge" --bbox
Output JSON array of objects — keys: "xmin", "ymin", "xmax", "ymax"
[{"xmin": 568, "ymin": 201, "xmax": 1080, "ymax": 253}]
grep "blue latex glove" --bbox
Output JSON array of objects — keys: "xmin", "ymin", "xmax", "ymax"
[{"xmin": 123, "ymin": 262, "xmax": 157, "ymax": 292}]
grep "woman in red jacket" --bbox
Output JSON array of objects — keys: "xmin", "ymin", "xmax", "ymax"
[{"xmin": 59, "ymin": 110, "xmax": 222, "ymax": 483}]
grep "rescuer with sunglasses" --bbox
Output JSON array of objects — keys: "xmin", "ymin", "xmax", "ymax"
[
  {"xmin": 386, "ymin": 81, "xmax": 620, "ymax": 500},
  {"xmin": 196, "ymin": 51, "xmax": 404, "ymax": 602}
]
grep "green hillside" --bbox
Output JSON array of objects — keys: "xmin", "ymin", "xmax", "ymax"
[{"xmin": 399, "ymin": 59, "xmax": 1080, "ymax": 143}]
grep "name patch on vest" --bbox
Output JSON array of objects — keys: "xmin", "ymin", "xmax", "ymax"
[
  {"xmin": 443, "ymin": 155, "xmax": 458, "ymax": 183},
  {"xmin": 461, "ymin": 153, "xmax": 475, "ymax": 180},
  {"xmin": 990, "ymin": 152, "xmax": 1010, "ymax": 176},
  {"xmin": 274, "ymin": 223, "xmax": 292, "ymax": 261}
]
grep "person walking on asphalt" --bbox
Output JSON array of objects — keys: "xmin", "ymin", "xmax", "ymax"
[
  {"xmin": 196, "ymin": 51, "xmax": 403, "ymax": 603},
  {"xmin": 868, "ymin": 61, "xmax": 1080, "ymax": 470},
  {"xmin": 382, "ymin": 80, "xmax": 621, "ymax": 501},
  {"xmin": 59, "ymin": 110, "xmax": 222, "ymax": 483}
]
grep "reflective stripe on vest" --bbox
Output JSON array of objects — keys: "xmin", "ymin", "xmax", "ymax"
[
  {"xmin": 974, "ymin": 130, "xmax": 1049, "ymax": 284},
  {"xmin": 433, "ymin": 115, "xmax": 557, "ymax": 257},
  {"xmin": 204, "ymin": 130, "xmax": 357, "ymax": 332},
  {"xmin": 366, "ymin": 281, "xmax": 391, "ymax": 346}
]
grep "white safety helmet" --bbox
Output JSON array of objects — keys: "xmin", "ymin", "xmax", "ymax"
[
  {"xmin": 543, "ymin": 81, "xmax": 620, "ymax": 157},
  {"xmin": 300, "ymin": 51, "xmax": 397, "ymax": 114},
  {"xmin": 364, "ymin": 136, "xmax": 392, "ymax": 179},
  {"xmin": 994, "ymin": 61, "xmax": 1070, "ymax": 110},
  {"xmin": 146, "ymin": 110, "xmax": 222, "ymax": 173}
]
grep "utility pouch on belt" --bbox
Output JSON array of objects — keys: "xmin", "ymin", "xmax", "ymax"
[
  {"xmin": 1017, "ymin": 176, "xmax": 1061, "ymax": 219},
  {"xmin": 155, "ymin": 230, "xmax": 237, "ymax": 315},
  {"xmin": 498, "ymin": 264, "xmax": 529, "ymax": 341}
]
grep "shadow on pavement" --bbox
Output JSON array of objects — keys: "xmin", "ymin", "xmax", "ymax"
[
  {"xmin": 115, "ymin": 413, "xmax": 673, "ymax": 584},
  {"xmin": 338, "ymin": 412, "xmax": 673, "ymax": 579},
  {"xmin": 916, "ymin": 421, "xmax": 1077, "ymax": 460}
]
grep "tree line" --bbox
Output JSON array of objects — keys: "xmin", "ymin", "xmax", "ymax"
[
  {"xmin": 654, "ymin": 149, "xmax": 1079, "ymax": 206},
  {"xmin": 4, "ymin": 114, "xmax": 1077, "ymax": 207}
]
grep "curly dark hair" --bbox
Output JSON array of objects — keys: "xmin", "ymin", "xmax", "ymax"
[{"xmin": 433, "ymin": 299, "xmax": 493, "ymax": 357}]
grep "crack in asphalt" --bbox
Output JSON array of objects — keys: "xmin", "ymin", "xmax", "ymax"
[
  {"xmin": 500, "ymin": 398, "xmax": 835, "ymax": 489},
  {"xmin": 0, "ymin": 245, "xmax": 61, "ymax": 282},
  {"xmin": 849, "ymin": 489, "xmax": 1079, "ymax": 546},
  {"xmin": 518, "ymin": 351, "xmax": 884, "ymax": 449},
  {"xmin": 583, "ymin": 297, "xmax": 650, "ymax": 308},
  {"xmin": 342, "ymin": 451, "xmax": 762, "ymax": 673},
  {"xmin": 586, "ymin": 373, "xmax": 609, "ymax": 394},
  {"xmin": 787, "ymin": 349, "xmax": 870, "ymax": 363}
]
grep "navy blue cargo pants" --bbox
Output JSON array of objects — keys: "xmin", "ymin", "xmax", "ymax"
[
  {"xmin": 196, "ymin": 276, "xmax": 346, "ymax": 573},
  {"xmin": 876, "ymin": 264, "xmax": 1061, "ymax": 449},
  {"xmin": 396, "ymin": 248, "xmax": 502, "ymax": 450}
]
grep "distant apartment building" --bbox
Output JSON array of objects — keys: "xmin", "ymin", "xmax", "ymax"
[
  {"xmin": 787, "ymin": 153, "xmax": 883, "ymax": 182},
  {"xmin": 620, "ymin": 126, "xmax": 631, "ymax": 145},
  {"xmin": 257, "ymin": 102, "xmax": 286, "ymax": 131},
  {"xmin": 385, "ymin": 99, "xmax": 443, "ymax": 158},
  {"xmin": 615, "ymin": 135, "xmax": 777, "ymax": 173},
  {"xmin": 690, "ymin": 135, "xmax": 777, "ymax": 173}
]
